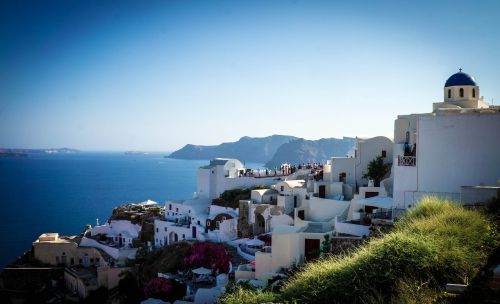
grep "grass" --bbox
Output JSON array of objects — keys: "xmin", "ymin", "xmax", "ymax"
[{"xmin": 220, "ymin": 197, "xmax": 498, "ymax": 304}]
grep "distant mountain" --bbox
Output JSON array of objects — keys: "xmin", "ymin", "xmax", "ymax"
[
  {"xmin": 265, "ymin": 137, "xmax": 356, "ymax": 168},
  {"xmin": 167, "ymin": 135, "xmax": 299, "ymax": 163},
  {"xmin": 0, "ymin": 147, "xmax": 79, "ymax": 155}
]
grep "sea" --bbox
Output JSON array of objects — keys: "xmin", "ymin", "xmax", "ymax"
[{"xmin": 0, "ymin": 152, "xmax": 262, "ymax": 268}]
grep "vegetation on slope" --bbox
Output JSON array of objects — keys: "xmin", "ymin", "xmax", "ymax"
[
  {"xmin": 221, "ymin": 197, "xmax": 498, "ymax": 304},
  {"xmin": 212, "ymin": 186, "xmax": 268, "ymax": 209}
]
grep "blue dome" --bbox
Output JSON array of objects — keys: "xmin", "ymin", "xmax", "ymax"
[{"xmin": 445, "ymin": 72, "xmax": 476, "ymax": 87}]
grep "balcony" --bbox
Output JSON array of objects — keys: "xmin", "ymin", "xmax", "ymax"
[{"xmin": 398, "ymin": 155, "xmax": 416, "ymax": 167}]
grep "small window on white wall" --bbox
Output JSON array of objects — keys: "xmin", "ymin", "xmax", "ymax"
[
  {"xmin": 472, "ymin": 88, "xmax": 476, "ymax": 98},
  {"xmin": 448, "ymin": 89, "xmax": 451, "ymax": 98},
  {"xmin": 460, "ymin": 88, "xmax": 464, "ymax": 97}
]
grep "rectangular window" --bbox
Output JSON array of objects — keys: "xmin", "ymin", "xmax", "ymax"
[
  {"xmin": 164, "ymin": 227, "xmax": 167, "ymax": 231},
  {"xmin": 169, "ymin": 204, "xmax": 172, "ymax": 210},
  {"xmin": 382, "ymin": 150, "xmax": 387, "ymax": 158},
  {"xmin": 280, "ymin": 186, "xmax": 284, "ymax": 191},
  {"xmin": 156, "ymin": 228, "xmax": 159, "ymax": 232},
  {"xmin": 176, "ymin": 208, "xmax": 178, "ymax": 212}
]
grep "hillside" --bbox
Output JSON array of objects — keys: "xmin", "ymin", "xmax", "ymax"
[
  {"xmin": 221, "ymin": 197, "xmax": 499, "ymax": 304},
  {"xmin": 167, "ymin": 135, "xmax": 298, "ymax": 163},
  {"xmin": 265, "ymin": 137, "xmax": 356, "ymax": 168}
]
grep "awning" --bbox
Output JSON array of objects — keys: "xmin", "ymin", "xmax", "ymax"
[
  {"xmin": 245, "ymin": 238, "xmax": 265, "ymax": 246},
  {"xmin": 357, "ymin": 196, "xmax": 394, "ymax": 209},
  {"xmin": 192, "ymin": 267, "xmax": 212, "ymax": 275}
]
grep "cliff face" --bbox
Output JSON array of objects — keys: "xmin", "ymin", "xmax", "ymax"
[
  {"xmin": 167, "ymin": 135, "xmax": 298, "ymax": 163},
  {"xmin": 169, "ymin": 135, "xmax": 356, "ymax": 168},
  {"xmin": 265, "ymin": 137, "xmax": 356, "ymax": 168}
]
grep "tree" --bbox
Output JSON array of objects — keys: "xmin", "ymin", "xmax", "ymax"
[
  {"xmin": 118, "ymin": 271, "xmax": 144, "ymax": 304},
  {"xmin": 320, "ymin": 234, "xmax": 332, "ymax": 256},
  {"xmin": 139, "ymin": 242, "xmax": 192, "ymax": 283},
  {"xmin": 363, "ymin": 155, "xmax": 391, "ymax": 187}
]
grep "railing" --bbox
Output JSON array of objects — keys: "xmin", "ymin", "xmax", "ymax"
[
  {"xmin": 398, "ymin": 155, "xmax": 416, "ymax": 167},
  {"xmin": 368, "ymin": 210, "xmax": 392, "ymax": 220}
]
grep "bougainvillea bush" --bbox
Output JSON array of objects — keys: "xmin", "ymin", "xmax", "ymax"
[
  {"xmin": 184, "ymin": 241, "xmax": 232, "ymax": 273},
  {"xmin": 143, "ymin": 277, "xmax": 172, "ymax": 300},
  {"xmin": 143, "ymin": 277, "xmax": 186, "ymax": 302}
]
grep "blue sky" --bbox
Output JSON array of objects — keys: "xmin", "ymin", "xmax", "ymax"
[{"xmin": 1, "ymin": 0, "xmax": 499, "ymax": 151}]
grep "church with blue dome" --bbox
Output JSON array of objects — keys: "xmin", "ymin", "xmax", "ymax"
[
  {"xmin": 434, "ymin": 69, "xmax": 489, "ymax": 110},
  {"xmin": 392, "ymin": 69, "xmax": 499, "ymax": 209}
]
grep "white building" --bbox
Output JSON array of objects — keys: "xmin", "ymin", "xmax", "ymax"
[
  {"xmin": 321, "ymin": 136, "xmax": 393, "ymax": 200},
  {"xmin": 154, "ymin": 198, "xmax": 239, "ymax": 247},
  {"xmin": 154, "ymin": 198, "xmax": 210, "ymax": 246},
  {"xmin": 274, "ymin": 180, "xmax": 309, "ymax": 216},
  {"xmin": 80, "ymin": 220, "xmax": 141, "ymax": 260},
  {"xmin": 196, "ymin": 158, "xmax": 283, "ymax": 199},
  {"xmin": 238, "ymin": 188, "xmax": 294, "ymax": 238},
  {"xmin": 393, "ymin": 70, "xmax": 500, "ymax": 208},
  {"xmin": 154, "ymin": 157, "xmax": 294, "ymax": 247},
  {"xmin": 88, "ymin": 220, "xmax": 141, "ymax": 248}
]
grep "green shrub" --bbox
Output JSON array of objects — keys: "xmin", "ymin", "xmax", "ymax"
[{"xmin": 219, "ymin": 287, "xmax": 278, "ymax": 304}]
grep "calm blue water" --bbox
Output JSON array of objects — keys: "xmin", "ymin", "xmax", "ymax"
[{"xmin": 0, "ymin": 152, "xmax": 262, "ymax": 268}]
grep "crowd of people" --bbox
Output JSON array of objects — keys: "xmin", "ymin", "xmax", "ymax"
[{"xmin": 236, "ymin": 162, "xmax": 324, "ymax": 178}]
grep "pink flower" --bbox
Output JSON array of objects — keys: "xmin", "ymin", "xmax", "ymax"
[{"xmin": 144, "ymin": 277, "xmax": 173, "ymax": 298}]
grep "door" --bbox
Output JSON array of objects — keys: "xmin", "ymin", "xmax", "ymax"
[
  {"xmin": 304, "ymin": 239, "xmax": 320, "ymax": 261},
  {"xmin": 192, "ymin": 226, "xmax": 197, "ymax": 239},
  {"xmin": 319, "ymin": 185, "xmax": 326, "ymax": 198},
  {"xmin": 298, "ymin": 210, "xmax": 305, "ymax": 220}
]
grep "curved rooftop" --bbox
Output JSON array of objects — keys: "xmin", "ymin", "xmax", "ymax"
[{"xmin": 445, "ymin": 71, "xmax": 477, "ymax": 87}]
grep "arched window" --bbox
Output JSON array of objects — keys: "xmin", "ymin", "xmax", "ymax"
[
  {"xmin": 472, "ymin": 88, "xmax": 476, "ymax": 98},
  {"xmin": 459, "ymin": 88, "xmax": 464, "ymax": 97},
  {"xmin": 448, "ymin": 89, "xmax": 451, "ymax": 98}
]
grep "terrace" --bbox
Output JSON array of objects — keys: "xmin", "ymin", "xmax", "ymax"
[{"xmin": 84, "ymin": 231, "xmax": 135, "ymax": 249}]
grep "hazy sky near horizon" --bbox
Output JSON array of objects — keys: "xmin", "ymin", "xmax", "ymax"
[{"xmin": 1, "ymin": 0, "xmax": 499, "ymax": 151}]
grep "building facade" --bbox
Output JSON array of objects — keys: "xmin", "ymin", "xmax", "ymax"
[{"xmin": 393, "ymin": 70, "xmax": 500, "ymax": 207}]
